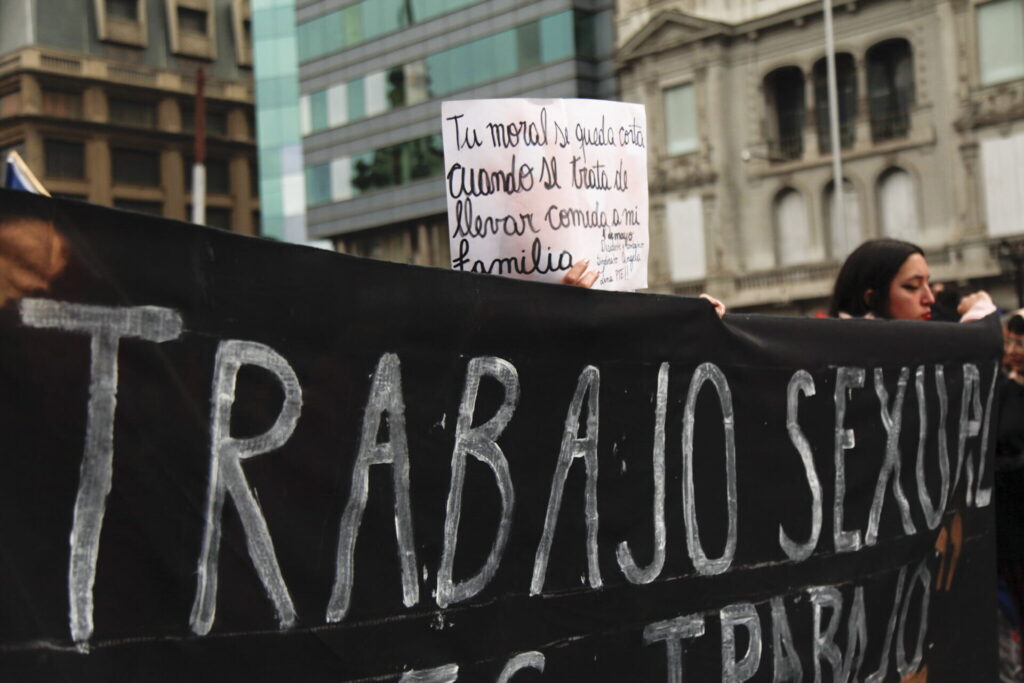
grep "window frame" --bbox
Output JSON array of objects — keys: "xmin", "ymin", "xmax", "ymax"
[
  {"xmin": 866, "ymin": 38, "xmax": 915, "ymax": 143},
  {"xmin": 974, "ymin": 0, "xmax": 1024, "ymax": 87},
  {"xmin": 763, "ymin": 66, "xmax": 807, "ymax": 161},
  {"xmin": 773, "ymin": 186, "xmax": 823, "ymax": 266},
  {"xmin": 165, "ymin": 0, "xmax": 217, "ymax": 60},
  {"xmin": 111, "ymin": 146, "xmax": 162, "ymax": 187},
  {"xmin": 108, "ymin": 95, "xmax": 157, "ymax": 129},
  {"xmin": 232, "ymin": 0, "xmax": 253, "ymax": 68},
  {"xmin": 94, "ymin": 0, "xmax": 148, "ymax": 47},
  {"xmin": 662, "ymin": 81, "xmax": 699, "ymax": 157},
  {"xmin": 812, "ymin": 53, "xmax": 858, "ymax": 153},
  {"xmin": 43, "ymin": 138, "xmax": 87, "ymax": 181},
  {"xmin": 876, "ymin": 165, "xmax": 924, "ymax": 243}
]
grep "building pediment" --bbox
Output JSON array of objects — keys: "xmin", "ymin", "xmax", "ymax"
[{"xmin": 620, "ymin": 10, "xmax": 731, "ymax": 62}]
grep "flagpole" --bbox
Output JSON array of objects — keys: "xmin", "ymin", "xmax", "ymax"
[
  {"xmin": 191, "ymin": 68, "xmax": 207, "ymax": 225},
  {"xmin": 823, "ymin": 0, "xmax": 846, "ymax": 253}
]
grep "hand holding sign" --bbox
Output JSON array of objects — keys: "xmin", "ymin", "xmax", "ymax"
[
  {"xmin": 442, "ymin": 99, "xmax": 649, "ymax": 291},
  {"xmin": 560, "ymin": 259, "xmax": 600, "ymax": 288}
]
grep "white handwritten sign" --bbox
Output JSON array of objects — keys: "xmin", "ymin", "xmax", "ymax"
[{"xmin": 442, "ymin": 99, "xmax": 649, "ymax": 291}]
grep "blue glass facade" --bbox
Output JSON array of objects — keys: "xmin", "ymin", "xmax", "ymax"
[
  {"xmin": 254, "ymin": 0, "xmax": 616, "ymax": 247},
  {"xmin": 296, "ymin": 0, "xmax": 484, "ymax": 64},
  {"xmin": 300, "ymin": 7, "xmax": 615, "ymax": 214},
  {"xmin": 252, "ymin": 0, "xmax": 306, "ymax": 242},
  {"xmin": 301, "ymin": 10, "xmax": 590, "ymax": 137}
]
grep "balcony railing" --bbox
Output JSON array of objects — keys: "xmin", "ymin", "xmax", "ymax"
[
  {"xmin": 768, "ymin": 109, "xmax": 805, "ymax": 160},
  {"xmin": 736, "ymin": 262, "xmax": 839, "ymax": 292},
  {"xmin": 816, "ymin": 119, "xmax": 856, "ymax": 153},
  {"xmin": 869, "ymin": 93, "xmax": 912, "ymax": 142},
  {"xmin": 4, "ymin": 47, "xmax": 253, "ymax": 103},
  {"xmin": 768, "ymin": 133, "xmax": 804, "ymax": 161}
]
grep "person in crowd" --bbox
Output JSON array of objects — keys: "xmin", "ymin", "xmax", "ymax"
[
  {"xmin": 828, "ymin": 238, "xmax": 994, "ymax": 321},
  {"xmin": 929, "ymin": 282, "xmax": 966, "ymax": 321},
  {"xmin": 997, "ymin": 312, "xmax": 1024, "ymax": 617},
  {"xmin": 561, "ymin": 259, "xmax": 727, "ymax": 317},
  {"xmin": 832, "ymin": 239, "xmax": 1016, "ymax": 672},
  {"xmin": 996, "ymin": 311, "xmax": 1024, "ymax": 679}
]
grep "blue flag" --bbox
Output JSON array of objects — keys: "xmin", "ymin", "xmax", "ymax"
[{"xmin": 4, "ymin": 151, "xmax": 49, "ymax": 196}]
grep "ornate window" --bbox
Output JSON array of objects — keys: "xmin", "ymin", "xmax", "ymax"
[
  {"xmin": 813, "ymin": 54, "xmax": 857, "ymax": 153},
  {"xmin": 877, "ymin": 168, "xmax": 921, "ymax": 242},
  {"xmin": 867, "ymin": 39, "xmax": 914, "ymax": 142},
  {"xmin": 764, "ymin": 67, "xmax": 805, "ymax": 160},
  {"xmin": 664, "ymin": 83, "xmax": 698, "ymax": 156},
  {"xmin": 824, "ymin": 179, "xmax": 861, "ymax": 259},
  {"xmin": 775, "ymin": 188, "xmax": 823, "ymax": 265}
]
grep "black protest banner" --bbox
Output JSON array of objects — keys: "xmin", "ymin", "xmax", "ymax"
[{"xmin": 0, "ymin": 189, "xmax": 1000, "ymax": 681}]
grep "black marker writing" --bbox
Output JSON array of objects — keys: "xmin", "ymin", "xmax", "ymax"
[
  {"xmin": 446, "ymin": 157, "xmax": 534, "ymax": 199},
  {"xmin": 486, "ymin": 107, "xmax": 550, "ymax": 148},
  {"xmin": 452, "ymin": 197, "xmax": 538, "ymax": 239},
  {"xmin": 451, "ymin": 236, "xmax": 573, "ymax": 275},
  {"xmin": 446, "ymin": 114, "xmax": 482, "ymax": 151}
]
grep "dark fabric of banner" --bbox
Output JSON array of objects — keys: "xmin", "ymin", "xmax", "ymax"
[{"xmin": 0, "ymin": 190, "xmax": 1002, "ymax": 681}]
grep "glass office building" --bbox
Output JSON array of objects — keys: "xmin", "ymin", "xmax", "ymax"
[
  {"xmin": 260, "ymin": 0, "xmax": 615, "ymax": 261},
  {"xmin": 252, "ymin": 0, "xmax": 307, "ymax": 242}
]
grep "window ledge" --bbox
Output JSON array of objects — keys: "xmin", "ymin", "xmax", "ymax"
[
  {"xmin": 958, "ymin": 79, "xmax": 1024, "ymax": 131},
  {"xmin": 747, "ymin": 126, "xmax": 936, "ymax": 179},
  {"xmin": 104, "ymin": 17, "xmax": 147, "ymax": 47}
]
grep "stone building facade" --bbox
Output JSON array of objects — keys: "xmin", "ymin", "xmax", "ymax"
[
  {"xmin": 0, "ymin": 0, "xmax": 259, "ymax": 235},
  {"xmin": 618, "ymin": 0, "xmax": 1024, "ymax": 312}
]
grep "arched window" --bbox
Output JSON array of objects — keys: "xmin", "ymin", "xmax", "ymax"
[
  {"xmin": 877, "ymin": 168, "xmax": 921, "ymax": 241},
  {"xmin": 813, "ymin": 53, "xmax": 857, "ymax": 153},
  {"xmin": 824, "ymin": 179, "xmax": 861, "ymax": 259},
  {"xmin": 764, "ymin": 67, "xmax": 805, "ymax": 160},
  {"xmin": 867, "ymin": 39, "xmax": 914, "ymax": 142},
  {"xmin": 775, "ymin": 188, "xmax": 822, "ymax": 265}
]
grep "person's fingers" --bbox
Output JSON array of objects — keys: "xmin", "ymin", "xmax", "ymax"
[
  {"xmin": 957, "ymin": 290, "xmax": 991, "ymax": 315},
  {"xmin": 561, "ymin": 259, "xmax": 589, "ymax": 285},
  {"xmin": 580, "ymin": 269, "xmax": 599, "ymax": 289},
  {"xmin": 700, "ymin": 293, "xmax": 726, "ymax": 318}
]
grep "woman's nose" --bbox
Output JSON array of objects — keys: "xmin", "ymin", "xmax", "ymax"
[{"xmin": 923, "ymin": 285, "xmax": 936, "ymax": 305}]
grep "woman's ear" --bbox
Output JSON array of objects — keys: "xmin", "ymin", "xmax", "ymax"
[{"xmin": 863, "ymin": 288, "xmax": 874, "ymax": 308}]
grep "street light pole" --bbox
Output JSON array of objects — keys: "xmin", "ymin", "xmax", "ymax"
[{"xmin": 823, "ymin": 0, "xmax": 846, "ymax": 253}]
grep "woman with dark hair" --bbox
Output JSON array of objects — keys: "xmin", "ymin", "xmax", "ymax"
[{"xmin": 829, "ymin": 238, "xmax": 994, "ymax": 321}]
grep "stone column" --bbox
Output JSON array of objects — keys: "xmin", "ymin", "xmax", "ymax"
[
  {"xmin": 82, "ymin": 86, "xmax": 107, "ymax": 124},
  {"xmin": 86, "ymin": 137, "xmax": 112, "ymax": 206},
  {"xmin": 230, "ymin": 154, "xmax": 256, "ymax": 235},
  {"xmin": 959, "ymin": 141, "xmax": 983, "ymax": 238},
  {"xmin": 163, "ymin": 148, "xmax": 186, "ymax": 221}
]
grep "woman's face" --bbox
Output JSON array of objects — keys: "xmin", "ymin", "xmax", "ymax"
[
  {"xmin": 886, "ymin": 253, "xmax": 935, "ymax": 320},
  {"xmin": 1005, "ymin": 329, "xmax": 1024, "ymax": 374}
]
